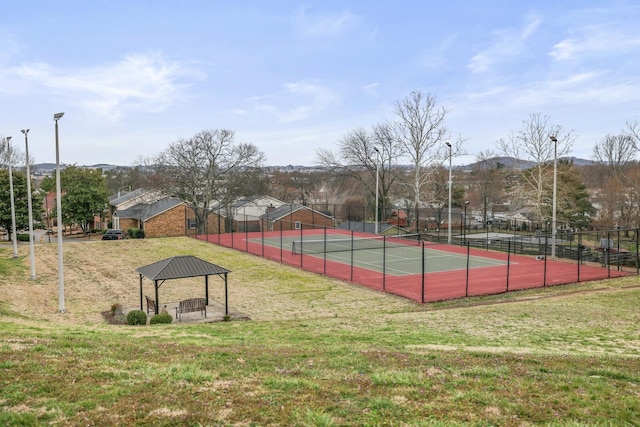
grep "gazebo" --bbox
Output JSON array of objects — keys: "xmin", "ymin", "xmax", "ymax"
[{"xmin": 136, "ymin": 255, "xmax": 231, "ymax": 315}]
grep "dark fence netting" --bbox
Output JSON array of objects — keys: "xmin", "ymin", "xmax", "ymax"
[{"xmin": 194, "ymin": 203, "xmax": 638, "ymax": 303}]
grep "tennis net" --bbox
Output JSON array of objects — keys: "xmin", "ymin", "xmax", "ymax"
[{"xmin": 291, "ymin": 234, "xmax": 421, "ymax": 255}]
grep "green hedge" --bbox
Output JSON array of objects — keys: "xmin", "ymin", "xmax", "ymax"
[{"xmin": 127, "ymin": 228, "xmax": 145, "ymax": 239}]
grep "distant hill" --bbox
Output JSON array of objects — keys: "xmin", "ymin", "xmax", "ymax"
[
  {"xmin": 31, "ymin": 157, "xmax": 596, "ymax": 174},
  {"xmin": 463, "ymin": 156, "xmax": 595, "ymax": 170},
  {"xmin": 32, "ymin": 163, "xmax": 121, "ymax": 173}
]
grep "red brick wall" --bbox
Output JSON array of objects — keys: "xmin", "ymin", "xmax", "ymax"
[
  {"xmin": 145, "ymin": 205, "xmax": 188, "ymax": 238},
  {"xmin": 268, "ymin": 209, "xmax": 333, "ymax": 231},
  {"xmin": 118, "ymin": 205, "xmax": 226, "ymax": 238}
]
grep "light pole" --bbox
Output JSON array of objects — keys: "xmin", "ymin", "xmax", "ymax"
[
  {"xmin": 22, "ymin": 129, "xmax": 36, "ymax": 279},
  {"xmin": 446, "ymin": 142, "xmax": 452, "ymax": 244},
  {"xmin": 550, "ymin": 135, "xmax": 558, "ymax": 259},
  {"xmin": 54, "ymin": 112, "xmax": 65, "ymax": 313},
  {"xmin": 464, "ymin": 201, "xmax": 470, "ymax": 242},
  {"xmin": 4, "ymin": 137, "xmax": 19, "ymax": 258},
  {"xmin": 374, "ymin": 147, "xmax": 380, "ymax": 234}
]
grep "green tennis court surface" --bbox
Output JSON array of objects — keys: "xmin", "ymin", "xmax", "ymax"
[{"xmin": 251, "ymin": 235, "xmax": 507, "ymax": 276}]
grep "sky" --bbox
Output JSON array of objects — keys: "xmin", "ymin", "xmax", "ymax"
[{"xmin": 1, "ymin": 1, "xmax": 639, "ymax": 167}]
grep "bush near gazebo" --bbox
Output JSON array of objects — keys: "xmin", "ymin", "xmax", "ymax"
[
  {"xmin": 150, "ymin": 311, "xmax": 173, "ymax": 325},
  {"xmin": 126, "ymin": 310, "xmax": 147, "ymax": 325}
]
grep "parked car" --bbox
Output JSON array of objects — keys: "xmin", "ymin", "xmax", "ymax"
[{"xmin": 101, "ymin": 229, "xmax": 124, "ymax": 240}]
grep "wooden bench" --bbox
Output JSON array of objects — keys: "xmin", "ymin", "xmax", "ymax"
[
  {"xmin": 175, "ymin": 298, "xmax": 207, "ymax": 321},
  {"xmin": 145, "ymin": 295, "xmax": 157, "ymax": 315}
]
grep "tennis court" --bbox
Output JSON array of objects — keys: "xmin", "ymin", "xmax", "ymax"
[
  {"xmin": 199, "ymin": 228, "xmax": 632, "ymax": 303},
  {"xmin": 269, "ymin": 233, "xmax": 507, "ymax": 276}
]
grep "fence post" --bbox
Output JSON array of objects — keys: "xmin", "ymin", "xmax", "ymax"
[
  {"xmin": 421, "ymin": 241, "xmax": 425, "ymax": 303},
  {"xmin": 543, "ymin": 234, "xmax": 548, "ymax": 287},
  {"xmin": 465, "ymin": 241, "xmax": 470, "ymax": 297},
  {"xmin": 506, "ymin": 240, "xmax": 511, "ymax": 292},
  {"xmin": 350, "ymin": 231, "xmax": 354, "ymax": 282},
  {"xmin": 382, "ymin": 235, "xmax": 387, "ymax": 291},
  {"xmin": 577, "ymin": 231, "xmax": 581, "ymax": 282},
  {"xmin": 323, "ymin": 227, "xmax": 327, "ymax": 275},
  {"xmin": 636, "ymin": 227, "xmax": 639, "ymax": 276}
]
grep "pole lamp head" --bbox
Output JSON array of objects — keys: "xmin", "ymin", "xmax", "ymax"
[
  {"xmin": 549, "ymin": 135, "xmax": 557, "ymax": 143},
  {"xmin": 54, "ymin": 112, "xmax": 65, "ymax": 121},
  {"xmin": 21, "ymin": 129, "xmax": 30, "ymax": 135}
]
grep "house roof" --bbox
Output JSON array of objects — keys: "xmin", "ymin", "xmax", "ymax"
[
  {"xmin": 136, "ymin": 255, "xmax": 231, "ymax": 281},
  {"xmin": 232, "ymin": 195, "xmax": 285, "ymax": 209},
  {"xmin": 390, "ymin": 210, "xmax": 407, "ymax": 219},
  {"xmin": 260, "ymin": 204, "xmax": 333, "ymax": 221},
  {"xmin": 116, "ymin": 198, "xmax": 183, "ymax": 221},
  {"xmin": 109, "ymin": 188, "xmax": 147, "ymax": 205}
]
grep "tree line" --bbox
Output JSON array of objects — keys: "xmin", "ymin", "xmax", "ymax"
[{"xmin": 2, "ymin": 90, "xmax": 640, "ymax": 235}]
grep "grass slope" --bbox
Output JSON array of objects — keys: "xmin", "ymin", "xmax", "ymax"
[{"xmin": 0, "ymin": 238, "xmax": 639, "ymax": 426}]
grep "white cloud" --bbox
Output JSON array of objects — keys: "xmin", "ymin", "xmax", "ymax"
[
  {"xmin": 467, "ymin": 15, "xmax": 541, "ymax": 73},
  {"xmin": 293, "ymin": 7, "xmax": 362, "ymax": 38},
  {"xmin": 550, "ymin": 25, "xmax": 640, "ymax": 61},
  {"xmin": 361, "ymin": 82, "xmax": 379, "ymax": 96},
  {"xmin": 9, "ymin": 52, "xmax": 202, "ymax": 121},
  {"xmin": 252, "ymin": 80, "xmax": 340, "ymax": 124}
]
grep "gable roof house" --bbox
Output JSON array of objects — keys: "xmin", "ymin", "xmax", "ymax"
[
  {"xmin": 213, "ymin": 195, "xmax": 287, "ymax": 232},
  {"xmin": 387, "ymin": 209, "xmax": 408, "ymax": 227},
  {"xmin": 260, "ymin": 204, "xmax": 334, "ymax": 232},
  {"xmin": 111, "ymin": 191, "xmax": 225, "ymax": 238},
  {"xmin": 108, "ymin": 189, "xmax": 162, "ymax": 229}
]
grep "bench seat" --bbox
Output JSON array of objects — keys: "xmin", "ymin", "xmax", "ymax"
[{"xmin": 175, "ymin": 298, "xmax": 207, "ymax": 321}]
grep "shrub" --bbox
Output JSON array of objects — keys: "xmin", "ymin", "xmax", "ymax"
[
  {"xmin": 126, "ymin": 310, "xmax": 147, "ymax": 326},
  {"xmin": 127, "ymin": 228, "xmax": 145, "ymax": 239},
  {"xmin": 17, "ymin": 234, "xmax": 31, "ymax": 242},
  {"xmin": 150, "ymin": 312, "xmax": 173, "ymax": 325}
]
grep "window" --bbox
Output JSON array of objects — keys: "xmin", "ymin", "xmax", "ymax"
[
  {"xmin": 188, "ymin": 218, "xmax": 197, "ymax": 229},
  {"xmin": 295, "ymin": 221, "xmax": 301, "ymax": 230}
]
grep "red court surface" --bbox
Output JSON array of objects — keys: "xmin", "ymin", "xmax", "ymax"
[{"xmin": 197, "ymin": 230, "xmax": 632, "ymax": 303}]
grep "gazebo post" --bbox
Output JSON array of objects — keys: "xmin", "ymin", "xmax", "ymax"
[
  {"xmin": 154, "ymin": 280, "xmax": 160, "ymax": 315},
  {"xmin": 224, "ymin": 273, "xmax": 229, "ymax": 316},
  {"xmin": 139, "ymin": 274, "xmax": 143, "ymax": 311},
  {"xmin": 205, "ymin": 275, "xmax": 209, "ymax": 304}
]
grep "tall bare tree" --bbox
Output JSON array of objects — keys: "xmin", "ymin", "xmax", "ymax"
[
  {"xmin": 393, "ymin": 91, "xmax": 461, "ymax": 231},
  {"xmin": 592, "ymin": 133, "xmax": 638, "ymax": 227},
  {"xmin": 497, "ymin": 113, "xmax": 575, "ymax": 222},
  {"xmin": 469, "ymin": 150, "xmax": 508, "ymax": 224},
  {"xmin": 626, "ymin": 120, "xmax": 640, "ymax": 150},
  {"xmin": 593, "ymin": 134, "xmax": 636, "ymax": 177},
  {"xmin": 316, "ymin": 122, "xmax": 402, "ymax": 221},
  {"xmin": 155, "ymin": 129, "xmax": 265, "ymax": 234}
]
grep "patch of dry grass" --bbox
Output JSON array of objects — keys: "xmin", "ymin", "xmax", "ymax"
[{"xmin": 0, "ymin": 238, "xmax": 419, "ymax": 325}]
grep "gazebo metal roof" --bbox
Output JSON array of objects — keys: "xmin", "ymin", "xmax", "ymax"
[{"xmin": 136, "ymin": 256, "xmax": 231, "ymax": 316}]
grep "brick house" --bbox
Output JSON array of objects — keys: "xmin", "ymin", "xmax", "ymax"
[
  {"xmin": 387, "ymin": 209, "xmax": 408, "ymax": 227},
  {"xmin": 214, "ymin": 195, "xmax": 287, "ymax": 232},
  {"xmin": 113, "ymin": 196, "xmax": 225, "ymax": 238},
  {"xmin": 260, "ymin": 204, "xmax": 334, "ymax": 231}
]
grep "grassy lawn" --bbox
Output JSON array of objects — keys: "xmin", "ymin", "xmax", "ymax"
[{"xmin": 0, "ymin": 237, "xmax": 639, "ymax": 426}]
